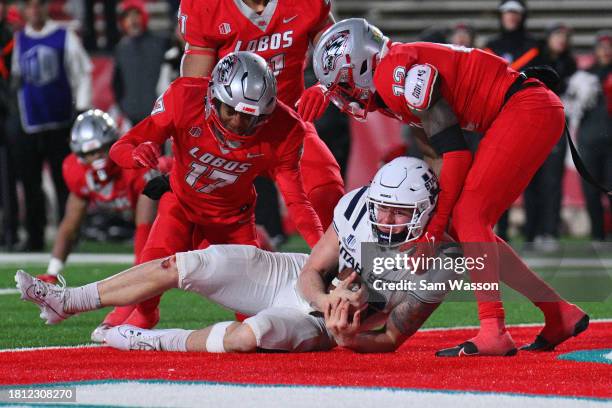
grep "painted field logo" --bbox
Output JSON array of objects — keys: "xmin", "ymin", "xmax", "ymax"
[{"xmin": 558, "ymin": 349, "xmax": 612, "ymax": 364}]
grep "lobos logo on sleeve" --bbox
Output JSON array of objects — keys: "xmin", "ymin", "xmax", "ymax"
[{"xmin": 151, "ymin": 94, "xmax": 165, "ymax": 115}]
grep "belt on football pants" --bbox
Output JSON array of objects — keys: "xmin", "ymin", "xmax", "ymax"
[{"xmin": 502, "ymin": 73, "xmax": 540, "ymax": 106}]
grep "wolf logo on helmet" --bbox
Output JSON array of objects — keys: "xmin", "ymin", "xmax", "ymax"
[
  {"xmin": 321, "ymin": 30, "xmax": 350, "ymax": 76},
  {"xmin": 216, "ymin": 54, "xmax": 239, "ymax": 86}
]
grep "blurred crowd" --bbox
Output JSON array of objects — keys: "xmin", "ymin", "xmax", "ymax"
[{"xmin": 0, "ymin": 0, "xmax": 610, "ymax": 253}]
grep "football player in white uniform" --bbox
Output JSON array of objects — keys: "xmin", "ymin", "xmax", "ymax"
[{"xmin": 15, "ymin": 157, "xmax": 459, "ymax": 353}]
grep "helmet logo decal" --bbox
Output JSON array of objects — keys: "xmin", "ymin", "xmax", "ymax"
[
  {"xmin": 321, "ymin": 30, "xmax": 350, "ymax": 75},
  {"xmin": 216, "ymin": 55, "xmax": 239, "ymax": 86}
]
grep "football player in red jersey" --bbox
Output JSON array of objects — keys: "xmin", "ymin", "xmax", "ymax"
[
  {"xmin": 311, "ymin": 19, "xmax": 589, "ymax": 356},
  {"xmin": 35, "ymin": 109, "xmax": 161, "ymax": 342},
  {"xmin": 109, "ymin": 52, "xmax": 323, "ymax": 328},
  {"xmin": 176, "ymin": 0, "xmax": 344, "ymax": 229}
]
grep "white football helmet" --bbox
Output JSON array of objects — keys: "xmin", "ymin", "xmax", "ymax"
[
  {"xmin": 205, "ymin": 51, "xmax": 277, "ymax": 150},
  {"xmin": 312, "ymin": 18, "xmax": 389, "ymax": 121},
  {"xmin": 366, "ymin": 157, "xmax": 439, "ymax": 247}
]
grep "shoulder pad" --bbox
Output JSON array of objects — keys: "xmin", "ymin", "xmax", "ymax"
[{"xmin": 404, "ymin": 63, "xmax": 438, "ymax": 111}]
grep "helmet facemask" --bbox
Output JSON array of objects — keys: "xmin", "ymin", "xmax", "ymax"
[
  {"xmin": 205, "ymin": 52, "xmax": 277, "ymax": 151},
  {"xmin": 325, "ymin": 58, "xmax": 377, "ymax": 122},
  {"xmin": 314, "ymin": 19, "xmax": 389, "ymax": 122},
  {"xmin": 367, "ymin": 197, "xmax": 432, "ymax": 248},
  {"xmin": 205, "ymin": 91, "xmax": 270, "ymax": 151}
]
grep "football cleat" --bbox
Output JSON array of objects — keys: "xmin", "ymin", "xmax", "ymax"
[
  {"xmin": 15, "ymin": 270, "xmax": 73, "ymax": 325},
  {"xmin": 521, "ymin": 313, "xmax": 590, "ymax": 352},
  {"xmin": 36, "ymin": 274, "xmax": 59, "ymax": 284},
  {"xmin": 436, "ymin": 341, "xmax": 518, "ymax": 357},
  {"xmin": 104, "ymin": 325, "xmax": 164, "ymax": 351},
  {"xmin": 436, "ymin": 330, "xmax": 517, "ymax": 357},
  {"xmin": 91, "ymin": 323, "xmax": 113, "ymax": 343}
]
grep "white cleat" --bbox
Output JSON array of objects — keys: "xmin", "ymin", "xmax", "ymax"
[
  {"xmin": 91, "ymin": 323, "xmax": 112, "ymax": 343},
  {"xmin": 15, "ymin": 270, "xmax": 73, "ymax": 325},
  {"xmin": 104, "ymin": 325, "xmax": 164, "ymax": 351}
]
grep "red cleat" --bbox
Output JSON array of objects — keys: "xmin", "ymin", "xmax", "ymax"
[
  {"xmin": 521, "ymin": 303, "xmax": 589, "ymax": 351},
  {"xmin": 437, "ymin": 318, "xmax": 517, "ymax": 357}
]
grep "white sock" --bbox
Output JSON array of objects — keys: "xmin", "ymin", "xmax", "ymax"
[
  {"xmin": 159, "ymin": 329, "xmax": 194, "ymax": 352},
  {"xmin": 64, "ymin": 283, "xmax": 102, "ymax": 314}
]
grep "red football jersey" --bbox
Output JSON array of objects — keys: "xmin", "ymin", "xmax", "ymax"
[
  {"xmin": 110, "ymin": 77, "xmax": 323, "ymax": 247},
  {"xmin": 178, "ymin": 0, "xmax": 332, "ymax": 107},
  {"xmin": 374, "ymin": 42, "xmax": 562, "ymax": 132},
  {"xmin": 62, "ymin": 153, "xmax": 153, "ymax": 214}
]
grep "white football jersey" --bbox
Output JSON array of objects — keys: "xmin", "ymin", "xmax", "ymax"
[{"xmin": 332, "ymin": 187, "xmax": 461, "ymax": 313}]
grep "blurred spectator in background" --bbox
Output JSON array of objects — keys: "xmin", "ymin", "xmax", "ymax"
[
  {"xmin": 575, "ymin": 31, "xmax": 612, "ymax": 241},
  {"xmin": 156, "ymin": 23, "xmax": 184, "ymax": 96},
  {"xmin": 83, "ymin": 0, "xmax": 119, "ymax": 52},
  {"xmin": 485, "ymin": 0, "xmax": 538, "ymax": 69},
  {"xmin": 11, "ymin": 0, "xmax": 92, "ymax": 251},
  {"xmin": 484, "ymin": 0, "xmax": 538, "ymax": 241},
  {"xmin": 0, "ymin": 0, "xmax": 17, "ymax": 250},
  {"xmin": 113, "ymin": 0, "xmax": 167, "ymax": 125},
  {"xmin": 522, "ymin": 23, "xmax": 577, "ymax": 251},
  {"xmin": 449, "ymin": 22, "xmax": 476, "ymax": 48}
]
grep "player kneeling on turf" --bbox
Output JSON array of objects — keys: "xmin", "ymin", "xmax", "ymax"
[{"xmin": 16, "ymin": 158, "xmax": 459, "ymax": 353}]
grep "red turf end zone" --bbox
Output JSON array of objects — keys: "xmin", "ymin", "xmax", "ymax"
[{"xmin": 0, "ymin": 322, "xmax": 610, "ymax": 399}]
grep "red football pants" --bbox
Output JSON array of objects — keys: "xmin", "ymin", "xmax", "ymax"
[{"xmin": 452, "ymin": 86, "xmax": 565, "ymax": 319}]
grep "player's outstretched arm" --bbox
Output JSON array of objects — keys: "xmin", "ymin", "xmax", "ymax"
[
  {"xmin": 326, "ymin": 296, "xmax": 439, "ymax": 353},
  {"xmin": 47, "ymin": 193, "xmax": 88, "ymax": 275}
]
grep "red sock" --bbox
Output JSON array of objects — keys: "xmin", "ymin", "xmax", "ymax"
[{"xmin": 478, "ymin": 301, "xmax": 505, "ymax": 321}]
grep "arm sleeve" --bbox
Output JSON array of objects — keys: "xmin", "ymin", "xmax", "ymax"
[
  {"xmin": 110, "ymin": 89, "xmax": 176, "ymax": 169},
  {"xmin": 426, "ymin": 150, "xmax": 472, "ymax": 236},
  {"xmin": 272, "ymin": 127, "xmax": 324, "ymax": 248},
  {"xmin": 65, "ymin": 29, "xmax": 93, "ymax": 111}
]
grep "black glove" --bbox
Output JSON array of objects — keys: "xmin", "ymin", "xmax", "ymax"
[{"xmin": 143, "ymin": 174, "xmax": 171, "ymax": 200}]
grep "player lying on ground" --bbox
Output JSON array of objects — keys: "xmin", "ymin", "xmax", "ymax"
[
  {"xmin": 35, "ymin": 110, "xmax": 164, "ymax": 342},
  {"xmin": 311, "ymin": 18, "xmax": 589, "ymax": 356},
  {"xmin": 16, "ymin": 158, "xmax": 460, "ymax": 353}
]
